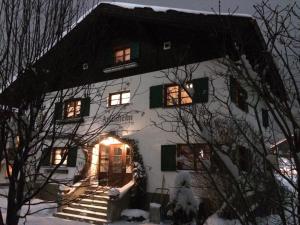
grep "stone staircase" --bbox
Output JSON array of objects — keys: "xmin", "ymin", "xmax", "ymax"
[{"xmin": 55, "ymin": 186, "xmax": 110, "ymax": 224}]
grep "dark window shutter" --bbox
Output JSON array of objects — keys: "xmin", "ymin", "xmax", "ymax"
[
  {"xmin": 41, "ymin": 148, "xmax": 51, "ymax": 166},
  {"xmin": 104, "ymin": 47, "xmax": 114, "ymax": 67},
  {"xmin": 67, "ymin": 147, "xmax": 78, "ymax": 167},
  {"xmin": 262, "ymin": 109, "xmax": 269, "ymax": 128},
  {"xmin": 81, "ymin": 97, "xmax": 90, "ymax": 116},
  {"xmin": 230, "ymin": 77, "xmax": 237, "ymax": 103},
  {"xmin": 150, "ymin": 85, "xmax": 164, "ymax": 108},
  {"xmin": 193, "ymin": 77, "xmax": 209, "ymax": 103},
  {"xmin": 131, "ymin": 42, "xmax": 140, "ymax": 61},
  {"xmin": 54, "ymin": 102, "xmax": 63, "ymax": 120},
  {"xmin": 161, "ymin": 145, "xmax": 176, "ymax": 171}
]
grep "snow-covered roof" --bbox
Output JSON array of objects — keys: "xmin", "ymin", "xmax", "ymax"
[{"xmin": 99, "ymin": 1, "xmax": 253, "ymax": 18}]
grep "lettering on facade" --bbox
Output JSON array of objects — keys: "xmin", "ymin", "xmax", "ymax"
[{"xmin": 104, "ymin": 114, "xmax": 134, "ymax": 124}]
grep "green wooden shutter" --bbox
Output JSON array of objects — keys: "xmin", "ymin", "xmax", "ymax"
[
  {"xmin": 262, "ymin": 109, "xmax": 269, "ymax": 128},
  {"xmin": 81, "ymin": 97, "xmax": 90, "ymax": 117},
  {"xmin": 193, "ymin": 77, "xmax": 209, "ymax": 103},
  {"xmin": 150, "ymin": 85, "xmax": 164, "ymax": 108},
  {"xmin": 41, "ymin": 148, "xmax": 51, "ymax": 166},
  {"xmin": 104, "ymin": 47, "xmax": 114, "ymax": 67},
  {"xmin": 67, "ymin": 147, "xmax": 78, "ymax": 167},
  {"xmin": 54, "ymin": 102, "xmax": 63, "ymax": 120},
  {"xmin": 131, "ymin": 42, "xmax": 140, "ymax": 61},
  {"xmin": 161, "ymin": 145, "xmax": 176, "ymax": 171},
  {"xmin": 230, "ymin": 77, "xmax": 237, "ymax": 103}
]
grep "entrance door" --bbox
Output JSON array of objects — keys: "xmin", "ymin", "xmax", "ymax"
[{"xmin": 98, "ymin": 144, "xmax": 126, "ymax": 187}]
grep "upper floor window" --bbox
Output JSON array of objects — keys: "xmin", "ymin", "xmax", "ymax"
[
  {"xmin": 230, "ymin": 77, "xmax": 248, "ymax": 112},
  {"xmin": 149, "ymin": 77, "xmax": 209, "ymax": 109},
  {"xmin": 166, "ymin": 84, "xmax": 193, "ymax": 106},
  {"xmin": 65, "ymin": 99, "xmax": 81, "ymax": 119},
  {"xmin": 108, "ymin": 91, "xmax": 130, "ymax": 106},
  {"xmin": 54, "ymin": 97, "xmax": 90, "ymax": 122},
  {"xmin": 115, "ymin": 48, "xmax": 131, "ymax": 64},
  {"xmin": 52, "ymin": 148, "xmax": 67, "ymax": 166}
]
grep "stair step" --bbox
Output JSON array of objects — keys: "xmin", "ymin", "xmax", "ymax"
[
  {"xmin": 63, "ymin": 207, "xmax": 107, "ymax": 219},
  {"xmin": 80, "ymin": 193, "xmax": 110, "ymax": 200},
  {"xmin": 70, "ymin": 202, "xmax": 108, "ymax": 212},
  {"xmin": 79, "ymin": 198, "xmax": 107, "ymax": 206},
  {"xmin": 85, "ymin": 189, "xmax": 109, "ymax": 195},
  {"xmin": 55, "ymin": 212, "xmax": 107, "ymax": 224}
]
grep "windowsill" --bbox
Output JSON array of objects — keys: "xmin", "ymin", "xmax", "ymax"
[
  {"xmin": 44, "ymin": 167, "xmax": 69, "ymax": 174},
  {"xmin": 107, "ymin": 103, "xmax": 131, "ymax": 108},
  {"xmin": 57, "ymin": 117, "xmax": 84, "ymax": 124},
  {"xmin": 164, "ymin": 103, "xmax": 193, "ymax": 108},
  {"xmin": 103, "ymin": 62, "xmax": 138, "ymax": 73}
]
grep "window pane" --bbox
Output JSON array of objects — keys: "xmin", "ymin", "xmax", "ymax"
[
  {"xmin": 53, "ymin": 149, "xmax": 67, "ymax": 165},
  {"xmin": 181, "ymin": 89, "xmax": 192, "ymax": 104},
  {"xmin": 75, "ymin": 100, "xmax": 81, "ymax": 116},
  {"xmin": 110, "ymin": 94, "xmax": 121, "ymax": 105},
  {"xmin": 66, "ymin": 102, "xmax": 75, "ymax": 118},
  {"xmin": 167, "ymin": 86, "xmax": 179, "ymax": 106},
  {"xmin": 121, "ymin": 92, "xmax": 130, "ymax": 104}
]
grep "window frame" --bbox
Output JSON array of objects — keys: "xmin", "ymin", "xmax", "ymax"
[
  {"xmin": 108, "ymin": 91, "xmax": 131, "ymax": 107},
  {"xmin": 64, "ymin": 98, "xmax": 82, "ymax": 119},
  {"xmin": 51, "ymin": 147, "xmax": 68, "ymax": 166},
  {"xmin": 230, "ymin": 77, "xmax": 248, "ymax": 112},
  {"xmin": 176, "ymin": 144, "xmax": 210, "ymax": 171},
  {"xmin": 114, "ymin": 46, "xmax": 131, "ymax": 65},
  {"xmin": 165, "ymin": 83, "xmax": 193, "ymax": 107}
]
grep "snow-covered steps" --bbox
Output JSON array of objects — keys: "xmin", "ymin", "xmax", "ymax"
[
  {"xmin": 54, "ymin": 212, "xmax": 108, "ymax": 224},
  {"xmin": 54, "ymin": 185, "xmax": 110, "ymax": 224}
]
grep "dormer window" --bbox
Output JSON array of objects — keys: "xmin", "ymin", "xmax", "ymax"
[{"xmin": 115, "ymin": 48, "xmax": 131, "ymax": 64}]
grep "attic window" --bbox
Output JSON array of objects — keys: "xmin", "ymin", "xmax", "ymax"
[
  {"xmin": 115, "ymin": 48, "xmax": 131, "ymax": 64},
  {"xmin": 163, "ymin": 41, "xmax": 171, "ymax": 50}
]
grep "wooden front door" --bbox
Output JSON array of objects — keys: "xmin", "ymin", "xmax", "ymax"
[{"xmin": 98, "ymin": 144, "xmax": 127, "ymax": 187}]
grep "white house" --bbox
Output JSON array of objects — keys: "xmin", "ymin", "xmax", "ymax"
[{"xmin": 0, "ymin": 2, "xmax": 278, "ymax": 223}]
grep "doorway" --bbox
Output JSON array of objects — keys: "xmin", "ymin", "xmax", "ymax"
[{"xmin": 98, "ymin": 142, "xmax": 132, "ymax": 187}]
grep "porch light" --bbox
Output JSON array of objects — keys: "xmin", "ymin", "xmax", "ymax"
[{"xmin": 100, "ymin": 137, "xmax": 121, "ymax": 146}]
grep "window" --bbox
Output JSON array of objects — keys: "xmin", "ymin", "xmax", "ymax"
[
  {"xmin": 115, "ymin": 48, "xmax": 131, "ymax": 64},
  {"xmin": 149, "ymin": 77, "xmax": 209, "ymax": 109},
  {"xmin": 108, "ymin": 91, "xmax": 130, "ymax": 106},
  {"xmin": 237, "ymin": 146, "xmax": 251, "ymax": 172},
  {"xmin": 161, "ymin": 144, "xmax": 210, "ymax": 171},
  {"xmin": 52, "ymin": 148, "xmax": 68, "ymax": 166},
  {"xmin": 65, "ymin": 99, "xmax": 81, "ymax": 119},
  {"xmin": 177, "ymin": 144, "xmax": 210, "ymax": 170},
  {"xmin": 230, "ymin": 77, "xmax": 248, "ymax": 112},
  {"xmin": 166, "ymin": 84, "xmax": 192, "ymax": 106},
  {"xmin": 5, "ymin": 164, "xmax": 13, "ymax": 178},
  {"xmin": 54, "ymin": 97, "xmax": 90, "ymax": 121},
  {"xmin": 262, "ymin": 109, "xmax": 269, "ymax": 128}
]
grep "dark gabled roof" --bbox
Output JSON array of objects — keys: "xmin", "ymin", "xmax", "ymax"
[{"xmin": 0, "ymin": 2, "xmax": 277, "ymax": 107}]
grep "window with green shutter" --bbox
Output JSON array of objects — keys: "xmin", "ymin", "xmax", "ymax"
[
  {"xmin": 193, "ymin": 77, "xmax": 209, "ymax": 103},
  {"xmin": 150, "ymin": 85, "xmax": 164, "ymax": 108},
  {"xmin": 161, "ymin": 145, "xmax": 177, "ymax": 171},
  {"xmin": 230, "ymin": 77, "xmax": 248, "ymax": 112},
  {"xmin": 41, "ymin": 148, "xmax": 51, "ymax": 166},
  {"xmin": 56, "ymin": 97, "xmax": 91, "ymax": 121},
  {"xmin": 67, "ymin": 147, "xmax": 78, "ymax": 167},
  {"xmin": 262, "ymin": 109, "xmax": 269, "ymax": 128}
]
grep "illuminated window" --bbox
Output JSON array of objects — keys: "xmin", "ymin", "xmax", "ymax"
[
  {"xmin": 177, "ymin": 144, "xmax": 210, "ymax": 170},
  {"xmin": 5, "ymin": 164, "xmax": 13, "ymax": 178},
  {"xmin": 65, "ymin": 99, "xmax": 81, "ymax": 119},
  {"xmin": 166, "ymin": 84, "xmax": 192, "ymax": 106},
  {"xmin": 108, "ymin": 91, "xmax": 130, "ymax": 106},
  {"xmin": 52, "ymin": 148, "xmax": 67, "ymax": 166},
  {"xmin": 115, "ymin": 48, "xmax": 131, "ymax": 64}
]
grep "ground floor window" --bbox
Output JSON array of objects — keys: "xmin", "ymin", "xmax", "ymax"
[
  {"xmin": 177, "ymin": 144, "xmax": 210, "ymax": 170},
  {"xmin": 52, "ymin": 148, "xmax": 68, "ymax": 166}
]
